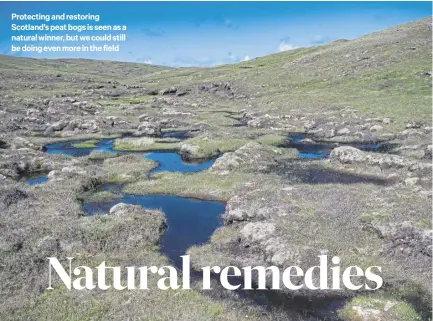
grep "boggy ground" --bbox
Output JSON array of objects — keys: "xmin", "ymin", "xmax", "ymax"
[{"xmin": 0, "ymin": 18, "xmax": 432, "ymax": 321}]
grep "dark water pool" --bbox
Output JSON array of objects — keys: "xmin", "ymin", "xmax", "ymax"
[
  {"xmin": 289, "ymin": 134, "xmax": 386, "ymax": 159},
  {"xmin": 44, "ymin": 139, "xmax": 116, "ymax": 157},
  {"xmin": 42, "ymin": 136, "xmax": 222, "ymax": 268},
  {"xmin": 162, "ymin": 130, "xmax": 190, "ymax": 140},
  {"xmin": 44, "ymin": 138, "xmax": 215, "ymax": 174},
  {"xmin": 24, "ymin": 174, "xmax": 48, "ymax": 185},
  {"xmin": 147, "ymin": 152, "xmax": 215, "ymax": 174},
  {"xmin": 83, "ymin": 194, "xmax": 225, "ymax": 268}
]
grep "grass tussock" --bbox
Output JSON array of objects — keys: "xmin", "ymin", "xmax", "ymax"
[
  {"xmin": 88, "ymin": 151, "xmax": 118, "ymax": 161},
  {"xmin": 113, "ymin": 137, "xmax": 181, "ymax": 152},
  {"xmin": 72, "ymin": 139, "xmax": 100, "ymax": 148},
  {"xmin": 256, "ymin": 134, "xmax": 287, "ymax": 146},
  {"xmin": 124, "ymin": 171, "xmax": 251, "ymax": 201},
  {"xmin": 101, "ymin": 154, "xmax": 157, "ymax": 183},
  {"xmin": 183, "ymin": 137, "xmax": 250, "ymax": 159}
]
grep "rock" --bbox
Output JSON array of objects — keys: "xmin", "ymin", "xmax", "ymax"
[
  {"xmin": 298, "ymin": 138, "xmax": 316, "ymax": 144},
  {"xmin": 339, "ymin": 297, "xmax": 420, "ymax": 321},
  {"xmin": 303, "ymin": 120, "xmax": 317, "ymax": 130},
  {"xmin": 44, "ymin": 120, "xmax": 69, "ymax": 135},
  {"xmin": 399, "ymin": 129, "xmax": 424, "ymax": 138},
  {"xmin": 223, "ymin": 188, "xmax": 301, "ymax": 222},
  {"xmin": 198, "ymin": 82, "xmax": 234, "ymax": 98},
  {"xmin": 47, "ymin": 170, "xmax": 60, "ymax": 179},
  {"xmin": 79, "ymin": 120, "xmax": 100, "ymax": 133},
  {"xmin": 224, "ymin": 195, "xmax": 249, "ymax": 221},
  {"xmin": 161, "ymin": 108, "xmax": 193, "ymax": 117},
  {"xmin": 210, "ymin": 142, "xmax": 296, "ymax": 174},
  {"xmin": 71, "ymin": 101, "xmax": 101, "ymax": 114},
  {"xmin": 43, "ymin": 126, "xmax": 55, "ymax": 136},
  {"xmin": 113, "ymin": 120, "xmax": 135, "ymax": 130},
  {"xmin": 268, "ymin": 246, "xmax": 298, "ymax": 266},
  {"xmin": 324, "ymin": 129, "xmax": 335, "ymax": 138},
  {"xmin": 175, "ymin": 88, "xmax": 190, "ymax": 96},
  {"xmin": 159, "ymin": 87, "xmax": 178, "ymax": 95},
  {"xmin": 138, "ymin": 114, "xmax": 149, "ymax": 121},
  {"xmin": 370, "ymin": 125, "xmax": 383, "ymax": 132},
  {"xmin": 382, "ymin": 118, "xmax": 392, "ymax": 124},
  {"xmin": 180, "ymin": 143, "xmax": 199, "ymax": 155},
  {"xmin": 109, "ymin": 203, "xmax": 131, "ymax": 216},
  {"xmin": 61, "ymin": 166, "xmax": 87, "ymax": 176},
  {"xmin": 241, "ymin": 222, "xmax": 276, "ymax": 243},
  {"xmin": 11, "ymin": 137, "xmax": 36, "ymax": 150},
  {"xmin": 330, "ymin": 146, "xmax": 365, "ymax": 164},
  {"xmin": 337, "ymin": 127, "xmax": 351, "ymax": 135},
  {"xmin": 36, "ymin": 236, "xmax": 60, "ymax": 257},
  {"xmin": 404, "ymin": 177, "xmax": 420, "ymax": 185},
  {"xmin": 63, "ymin": 119, "xmax": 80, "ymax": 131},
  {"xmin": 331, "ymin": 146, "xmax": 431, "ymax": 176},
  {"xmin": 24, "ymin": 117, "xmax": 45, "ymax": 125},
  {"xmin": 247, "ymin": 114, "xmax": 283, "ymax": 129},
  {"xmin": 133, "ymin": 121, "xmax": 162, "ymax": 137},
  {"xmin": 211, "ymin": 153, "xmax": 242, "ymax": 172},
  {"xmin": 50, "ymin": 120, "xmax": 69, "ymax": 131},
  {"xmin": 26, "ymin": 108, "xmax": 40, "ymax": 116},
  {"xmin": 405, "ymin": 121, "xmax": 422, "ymax": 129}
]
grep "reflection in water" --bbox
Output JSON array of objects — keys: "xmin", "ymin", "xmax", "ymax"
[
  {"xmin": 44, "ymin": 136, "xmax": 222, "ymax": 268},
  {"xmin": 83, "ymin": 194, "xmax": 224, "ymax": 268},
  {"xmin": 288, "ymin": 134, "xmax": 390, "ymax": 159},
  {"xmin": 25, "ymin": 175, "xmax": 48, "ymax": 185},
  {"xmin": 45, "ymin": 138, "xmax": 216, "ymax": 173},
  {"xmin": 147, "ymin": 152, "xmax": 215, "ymax": 174},
  {"xmin": 44, "ymin": 139, "xmax": 116, "ymax": 157},
  {"xmin": 162, "ymin": 130, "xmax": 190, "ymax": 140}
]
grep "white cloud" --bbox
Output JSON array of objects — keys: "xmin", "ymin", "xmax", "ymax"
[
  {"xmin": 278, "ymin": 42, "xmax": 299, "ymax": 52},
  {"xmin": 243, "ymin": 55, "xmax": 250, "ymax": 61},
  {"xmin": 135, "ymin": 56, "xmax": 153, "ymax": 64}
]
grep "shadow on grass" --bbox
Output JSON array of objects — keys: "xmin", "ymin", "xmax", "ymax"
[
  {"xmin": 275, "ymin": 161, "xmax": 390, "ymax": 185},
  {"xmin": 197, "ymin": 273, "xmax": 347, "ymax": 321},
  {"xmin": 282, "ymin": 135, "xmax": 400, "ymax": 159}
]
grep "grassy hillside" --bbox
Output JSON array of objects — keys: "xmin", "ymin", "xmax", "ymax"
[
  {"xmin": 136, "ymin": 17, "xmax": 431, "ymax": 125},
  {"xmin": 1, "ymin": 17, "xmax": 431, "ymax": 126}
]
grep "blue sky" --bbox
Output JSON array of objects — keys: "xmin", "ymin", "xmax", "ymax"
[{"xmin": 0, "ymin": 1, "xmax": 431, "ymax": 66}]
